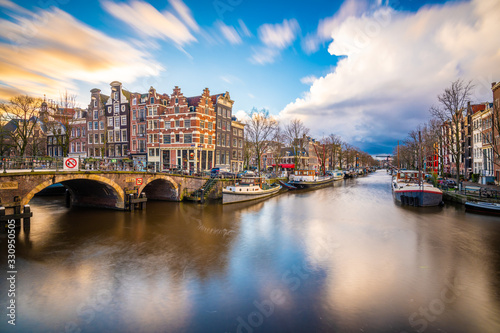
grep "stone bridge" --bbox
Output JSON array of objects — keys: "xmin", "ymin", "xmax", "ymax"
[{"xmin": 0, "ymin": 171, "xmax": 207, "ymax": 211}]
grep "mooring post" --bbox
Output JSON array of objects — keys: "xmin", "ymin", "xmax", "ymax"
[
  {"xmin": 129, "ymin": 193, "xmax": 134, "ymax": 212},
  {"xmin": 23, "ymin": 205, "xmax": 31, "ymax": 230},
  {"xmin": 141, "ymin": 193, "xmax": 146, "ymax": 210},
  {"xmin": 65, "ymin": 189, "xmax": 71, "ymax": 208},
  {"xmin": 200, "ymin": 189, "xmax": 205, "ymax": 204},
  {"xmin": 13, "ymin": 196, "xmax": 21, "ymax": 227}
]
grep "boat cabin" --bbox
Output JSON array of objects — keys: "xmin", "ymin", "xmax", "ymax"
[
  {"xmin": 395, "ymin": 170, "xmax": 421, "ymax": 183},
  {"xmin": 291, "ymin": 170, "xmax": 317, "ymax": 182}
]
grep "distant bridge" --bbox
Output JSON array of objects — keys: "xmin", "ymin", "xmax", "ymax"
[{"xmin": 0, "ymin": 171, "xmax": 208, "ymax": 211}]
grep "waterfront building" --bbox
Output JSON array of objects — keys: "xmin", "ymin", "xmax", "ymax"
[
  {"xmin": 104, "ymin": 81, "xmax": 130, "ymax": 159},
  {"xmin": 492, "ymin": 81, "xmax": 500, "ymax": 183},
  {"xmin": 213, "ymin": 92, "xmax": 234, "ymax": 170},
  {"xmin": 68, "ymin": 108, "xmax": 87, "ymax": 158},
  {"xmin": 161, "ymin": 86, "xmax": 216, "ymax": 172},
  {"xmin": 87, "ymin": 88, "xmax": 108, "ymax": 158},
  {"xmin": 230, "ymin": 117, "xmax": 245, "ymax": 172},
  {"xmin": 471, "ymin": 105, "xmax": 485, "ymax": 176},
  {"xmin": 129, "ymin": 92, "xmax": 148, "ymax": 169},
  {"xmin": 145, "ymin": 86, "xmax": 169, "ymax": 172},
  {"xmin": 480, "ymin": 103, "xmax": 494, "ymax": 184}
]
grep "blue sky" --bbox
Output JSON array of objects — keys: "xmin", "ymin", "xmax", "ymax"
[{"xmin": 1, "ymin": 0, "xmax": 499, "ymax": 155}]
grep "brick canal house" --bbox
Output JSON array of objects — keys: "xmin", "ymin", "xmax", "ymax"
[
  {"xmin": 105, "ymin": 81, "xmax": 130, "ymax": 160},
  {"xmin": 145, "ymin": 86, "xmax": 169, "ymax": 172},
  {"xmin": 492, "ymin": 81, "xmax": 500, "ymax": 183},
  {"xmin": 212, "ymin": 92, "xmax": 234, "ymax": 171},
  {"xmin": 129, "ymin": 92, "xmax": 148, "ymax": 169},
  {"xmin": 87, "ymin": 88, "xmax": 108, "ymax": 158},
  {"xmin": 230, "ymin": 117, "xmax": 245, "ymax": 173}
]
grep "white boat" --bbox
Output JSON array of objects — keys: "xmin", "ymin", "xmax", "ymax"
[
  {"xmin": 223, "ymin": 177, "xmax": 281, "ymax": 204},
  {"xmin": 465, "ymin": 201, "xmax": 500, "ymax": 216},
  {"xmin": 327, "ymin": 170, "xmax": 344, "ymax": 180},
  {"xmin": 392, "ymin": 170, "xmax": 443, "ymax": 207}
]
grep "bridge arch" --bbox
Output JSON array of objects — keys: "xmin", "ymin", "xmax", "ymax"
[
  {"xmin": 23, "ymin": 174, "xmax": 125, "ymax": 209},
  {"xmin": 138, "ymin": 175, "xmax": 180, "ymax": 201}
]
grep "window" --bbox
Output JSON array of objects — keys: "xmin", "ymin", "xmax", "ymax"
[
  {"xmin": 88, "ymin": 134, "xmax": 93, "ymax": 144},
  {"xmin": 114, "ymin": 105, "xmax": 119, "ymax": 114},
  {"xmin": 233, "ymin": 128, "xmax": 237, "ymax": 136},
  {"xmin": 222, "ymin": 121, "xmax": 226, "ymax": 131},
  {"xmin": 94, "ymin": 134, "xmax": 98, "ymax": 143},
  {"xmin": 150, "ymin": 97, "xmax": 154, "ymax": 104},
  {"xmin": 209, "ymin": 136, "xmax": 212, "ymax": 145},
  {"xmin": 175, "ymin": 98, "xmax": 178, "ymax": 104},
  {"xmin": 233, "ymin": 150, "xmax": 237, "ymax": 158},
  {"xmin": 122, "ymin": 129, "xmax": 127, "ymax": 142},
  {"xmin": 165, "ymin": 121, "xmax": 171, "ymax": 129},
  {"xmin": 175, "ymin": 120, "xmax": 180, "ymax": 127},
  {"xmin": 132, "ymin": 125, "xmax": 136, "ymax": 136},
  {"xmin": 133, "ymin": 97, "xmax": 137, "ymax": 105},
  {"xmin": 153, "ymin": 107, "xmax": 157, "ymax": 116},
  {"xmin": 164, "ymin": 135, "xmax": 171, "ymax": 144},
  {"xmin": 218, "ymin": 107, "xmax": 221, "ymax": 115},
  {"xmin": 200, "ymin": 120, "xmax": 205, "ymax": 128},
  {"xmin": 133, "ymin": 110, "xmax": 136, "ymax": 120},
  {"xmin": 217, "ymin": 134, "xmax": 221, "ymax": 146},
  {"xmin": 94, "ymin": 121, "xmax": 98, "ymax": 130},
  {"xmin": 185, "ymin": 119, "xmax": 191, "ymax": 128},
  {"xmin": 223, "ymin": 109, "xmax": 226, "ymax": 118},
  {"xmin": 184, "ymin": 134, "xmax": 192, "ymax": 143},
  {"xmin": 108, "ymin": 117, "xmax": 113, "ymax": 126},
  {"xmin": 226, "ymin": 134, "xmax": 230, "ymax": 147},
  {"xmin": 175, "ymin": 134, "xmax": 180, "ymax": 142},
  {"xmin": 208, "ymin": 123, "xmax": 213, "ymax": 130},
  {"xmin": 238, "ymin": 139, "xmax": 242, "ymax": 148},
  {"xmin": 239, "ymin": 129, "xmax": 243, "ymax": 137},
  {"xmin": 121, "ymin": 105, "xmax": 125, "ymax": 112},
  {"xmin": 108, "ymin": 130, "xmax": 113, "ymax": 142},
  {"xmin": 120, "ymin": 116, "xmax": 126, "ymax": 126},
  {"xmin": 175, "ymin": 106, "xmax": 179, "ymax": 113},
  {"xmin": 154, "ymin": 121, "xmax": 158, "ymax": 129},
  {"xmin": 200, "ymin": 134, "xmax": 204, "ymax": 144},
  {"xmin": 93, "ymin": 100, "xmax": 97, "ymax": 107},
  {"xmin": 100, "ymin": 133, "xmax": 104, "ymax": 143},
  {"xmin": 149, "ymin": 148, "xmax": 154, "ymax": 156},
  {"xmin": 221, "ymin": 134, "xmax": 225, "ymax": 146},
  {"xmin": 114, "ymin": 117, "xmax": 119, "ymax": 128},
  {"xmin": 233, "ymin": 138, "xmax": 237, "ymax": 147},
  {"xmin": 115, "ymin": 131, "xmax": 120, "ymax": 142},
  {"xmin": 88, "ymin": 122, "xmax": 92, "ymax": 130},
  {"xmin": 100, "ymin": 121, "xmax": 104, "ymax": 130},
  {"xmin": 205, "ymin": 106, "xmax": 209, "ymax": 115},
  {"xmin": 217, "ymin": 119, "xmax": 221, "ymax": 129},
  {"xmin": 216, "ymin": 151, "xmax": 220, "ymax": 164},
  {"xmin": 93, "ymin": 110, "xmax": 98, "ymax": 120}
]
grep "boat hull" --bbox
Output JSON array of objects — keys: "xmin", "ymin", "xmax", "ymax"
[
  {"xmin": 393, "ymin": 189, "xmax": 442, "ymax": 207},
  {"xmin": 465, "ymin": 202, "xmax": 500, "ymax": 216},
  {"xmin": 289, "ymin": 177, "xmax": 335, "ymax": 190},
  {"xmin": 222, "ymin": 185, "xmax": 281, "ymax": 204}
]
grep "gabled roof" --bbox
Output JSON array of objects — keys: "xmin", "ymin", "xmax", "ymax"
[{"xmin": 186, "ymin": 96, "xmax": 202, "ymax": 106}]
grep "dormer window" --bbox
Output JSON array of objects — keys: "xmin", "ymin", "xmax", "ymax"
[
  {"xmin": 150, "ymin": 97, "xmax": 154, "ymax": 104},
  {"xmin": 175, "ymin": 98, "xmax": 178, "ymax": 104}
]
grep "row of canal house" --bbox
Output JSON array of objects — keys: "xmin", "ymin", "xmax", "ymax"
[
  {"xmin": 85, "ymin": 81, "xmax": 244, "ymax": 172},
  {"xmin": 431, "ymin": 81, "xmax": 500, "ymax": 184}
]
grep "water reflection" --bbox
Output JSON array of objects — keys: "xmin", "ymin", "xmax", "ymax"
[{"xmin": 1, "ymin": 171, "xmax": 500, "ymax": 332}]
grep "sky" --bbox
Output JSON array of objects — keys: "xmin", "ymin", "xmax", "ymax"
[{"xmin": 0, "ymin": 0, "xmax": 499, "ymax": 155}]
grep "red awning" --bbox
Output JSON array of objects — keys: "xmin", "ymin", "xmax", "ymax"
[{"xmin": 279, "ymin": 164, "xmax": 295, "ymax": 169}]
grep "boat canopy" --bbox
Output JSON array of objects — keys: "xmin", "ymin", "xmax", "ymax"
[{"xmin": 271, "ymin": 163, "xmax": 295, "ymax": 169}]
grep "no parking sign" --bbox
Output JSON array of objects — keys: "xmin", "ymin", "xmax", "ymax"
[{"xmin": 63, "ymin": 157, "xmax": 79, "ymax": 171}]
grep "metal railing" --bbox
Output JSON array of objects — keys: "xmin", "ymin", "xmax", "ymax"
[{"xmin": 438, "ymin": 183, "xmax": 500, "ymax": 200}]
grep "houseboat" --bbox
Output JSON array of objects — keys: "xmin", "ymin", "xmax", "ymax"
[
  {"xmin": 288, "ymin": 170, "xmax": 335, "ymax": 190},
  {"xmin": 392, "ymin": 170, "xmax": 443, "ymax": 207},
  {"xmin": 223, "ymin": 178, "xmax": 281, "ymax": 204}
]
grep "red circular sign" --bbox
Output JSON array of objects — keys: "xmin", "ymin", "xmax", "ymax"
[{"xmin": 65, "ymin": 158, "xmax": 77, "ymax": 169}]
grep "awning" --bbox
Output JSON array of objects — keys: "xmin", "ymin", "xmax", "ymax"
[{"xmin": 272, "ymin": 163, "xmax": 295, "ymax": 168}]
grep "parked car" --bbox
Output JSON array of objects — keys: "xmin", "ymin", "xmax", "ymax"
[
  {"xmin": 210, "ymin": 167, "xmax": 234, "ymax": 178},
  {"xmin": 237, "ymin": 170, "xmax": 256, "ymax": 178}
]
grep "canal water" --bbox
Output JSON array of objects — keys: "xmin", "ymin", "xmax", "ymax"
[{"xmin": 1, "ymin": 170, "xmax": 500, "ymax": 333}]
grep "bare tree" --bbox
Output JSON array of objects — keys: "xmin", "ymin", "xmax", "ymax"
[
  {"xmin": 268, "ymin": 125, "xmax": 286, "ymax": 172},
  {"xmin": 0, "ymin": 95, "xmax": 43, "ymax": 156},
  {"xmin": 244, "ymin": 108, "xmax": 278, "ymax": 175},
  {"xmin": 283, "ymin": 118, "xmax": 310, "ymax": 169},
  {"xmin": 45, "ymin": 91, "xmax": 79, "ymax": 157},
  {"xmin": 430, "ymin": 79, "xmax": 474, "ymax": 184},
  {"xmin": 326, "ymin": 134, "xmax": 343, "ymax": 170}
]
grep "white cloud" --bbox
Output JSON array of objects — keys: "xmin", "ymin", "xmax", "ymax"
[
  {"xmin": 281, "ymin": 0, "xmax": 500, "ymax": 154},
  {"xmin": 249, "ymin": 47, "xmax": 280, "ymax": 65},
  {"xmin": 217, "ymin": 21, "xmax": 242, "ymax": 45},
  {"xmin": 238, "ymin": 19, "xmax": 252, "ymax": 37},
  {"xmin": 303, "ymin": 0, "xmax": 369, "ymax": 54},
  {"xmin": 101, "ymin": 0, "xmax": 198, "ymax": 46},
  {"xmin": 0, "ymin": 5, "xmax": 162, "ymax": 102},
  {"xmin": 258, "ymin": 18, "xmax": 300, "ymax": 49},
  {"xmin": 250, "ymin": 18, "xmax": 300, "ymax": 65},
  {"xmin": 300, "ymin": 75, "xmax": 318, "ymax": 85}
]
